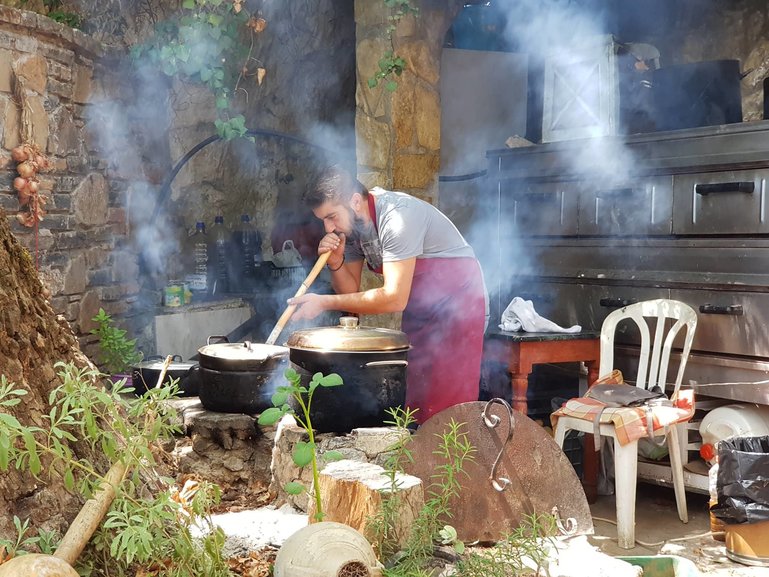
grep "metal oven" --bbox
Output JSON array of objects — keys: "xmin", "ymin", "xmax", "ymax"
[{"xmin": 482, "ymin": 121, "xmax": 769, "ymax": 491}]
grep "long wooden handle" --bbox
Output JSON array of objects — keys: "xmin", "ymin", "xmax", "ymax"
[
  {"xmin": 153, "ymin": 355, "xmax": 173, "ymax": 389},
  {"xmin": 54, "ymin": 460, "xmax": 128, "ymax": 565},
  {"xmin": 265, "ymin": 251, "xmax": 332, "ymax": 346}
]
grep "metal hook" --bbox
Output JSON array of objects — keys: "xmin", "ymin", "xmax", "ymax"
[
  {"xmin": 551, "ymin": 506, "xmax": 578, "ymax": 536},
  {"xmin": 482, "ymin": 398, "xmax": 515, "ymax": 492}
]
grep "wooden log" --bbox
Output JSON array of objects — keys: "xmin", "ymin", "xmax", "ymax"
[{"xmin": 308, "ymin": 459, "xmax": 424, "ymax": 550}]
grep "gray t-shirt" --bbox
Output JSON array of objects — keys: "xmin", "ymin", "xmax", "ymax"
[{"xmin": 346, "ymin": 188, "xmax": 475, "ymax": 267}]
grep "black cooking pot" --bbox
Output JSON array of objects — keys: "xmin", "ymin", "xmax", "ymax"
[
  {"xmin": 197, "ymin": 364, "xmax": 286, "ymax": 413},
  {"xmin": 132, "ymin": 356, "xmax": 200, "ymax": 397},
  {"xmin": 286, "ymin": 317, "xmax": 410, "ymax": 433},
  {"xmin": 196, "ymin": 336, "xmax": 289, "ymax": 414}
]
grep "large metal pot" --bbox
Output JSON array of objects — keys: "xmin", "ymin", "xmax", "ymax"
[
  {"xmin": 286, "ymin": 317, "xmax": 409, "ymax": 433},
  {"xmin": 196, "ymin": 337, "xmax": 289, "ymax": 414}
]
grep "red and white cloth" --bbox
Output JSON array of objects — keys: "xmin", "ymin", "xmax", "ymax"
[{"xmin": 551, "ymin": 388, "xmax": 695, "ymax": 446}]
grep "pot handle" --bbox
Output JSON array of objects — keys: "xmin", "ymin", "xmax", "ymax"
[
  {"xmin": 364, "ymin": 360, "xmax": 409, "ymax": 368},
  {"xmin": 207, "ymin": 335, "xmax": 230, "ymax": 345},
  {"xmin": 148, "ymin": 354, "xmax": 184, "ymax": 362}
]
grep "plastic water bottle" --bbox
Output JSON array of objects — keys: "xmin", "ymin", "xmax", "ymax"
[
  {"xmin": 233, "ymin": 214, "xmax": 258, "ymax": 290},
  {"xmin": 210, "ymin": 215, "xmax": 229, "ymax": 294},
  {"xmin": 189, "ymin": 221, "xmax": 208, "ymax": 292}
]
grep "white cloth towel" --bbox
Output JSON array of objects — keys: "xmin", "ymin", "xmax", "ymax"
[{"xmin": 499, "ymin": 297, "xmax": 582, "ymax": 333}]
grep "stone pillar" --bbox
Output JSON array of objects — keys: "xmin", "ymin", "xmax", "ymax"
[{"xmin": 354, "ymin": 0, "xmax": 458, "ymax": 204}]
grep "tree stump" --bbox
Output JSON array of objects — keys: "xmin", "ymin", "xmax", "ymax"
[{"xmin": 308, "ymin": 459, "xmax": 424, "ymax": 550}]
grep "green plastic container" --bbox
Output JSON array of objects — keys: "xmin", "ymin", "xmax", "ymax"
[{"xmin": 618, "ymin": 556, "xmax": 700, "ymax": 577}]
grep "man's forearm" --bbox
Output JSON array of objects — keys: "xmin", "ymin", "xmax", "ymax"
[{"xmin": 321, "ymin": 287, "xmax": 407, "ymax": 315}]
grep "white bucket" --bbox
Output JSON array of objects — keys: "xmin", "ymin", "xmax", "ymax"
[{"xmin": 699, "ymin": 403, "xmax": 769, "ymax": 448}]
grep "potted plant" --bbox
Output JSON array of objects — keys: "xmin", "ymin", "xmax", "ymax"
[{"xmin": 90, "ymin": 308, "xmax": 142, "ymax": 386}]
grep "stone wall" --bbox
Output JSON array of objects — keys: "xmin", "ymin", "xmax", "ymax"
[
  {"xmin": 0, "ymin": 2, "xmax": 356, "ymax": 359},
  {"xmin": 0, "ymin": 6, "xmax": 153, "ymax": 360}
]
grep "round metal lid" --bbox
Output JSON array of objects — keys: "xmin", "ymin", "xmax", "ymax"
[
  {"xmin": 198, "ymin": 341, "xmax": 288, "ymax": 362},
  {"xmin": 286, "ymin": 316, "xmax": 410, "ymax": 352}
]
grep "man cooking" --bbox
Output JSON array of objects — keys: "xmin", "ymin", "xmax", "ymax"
[{"xmin": 288, "ymin": 165, "xmax": 488, "ymax": 423}]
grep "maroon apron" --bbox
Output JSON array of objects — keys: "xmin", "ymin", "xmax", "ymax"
[
  {"xmin": 366, "ymin": 195, "xmax": 485, "ymax": 423},
  {"xmin": 401, "ymin": 257, "xmax": 485, "ymax": 423}
]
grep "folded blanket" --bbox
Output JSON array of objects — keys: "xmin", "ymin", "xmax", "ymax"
[
  {"xmin": 551, "ymin": 388, "xmax": 695, "ymax": 446},
  {"xmin": 499, "ymin": 297, "xmax": 582, "ymax": 333}
]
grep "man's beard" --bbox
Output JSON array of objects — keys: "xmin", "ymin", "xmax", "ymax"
[{"xmin": 346, "ymin": 207, "xmax": 374, "ymax": 241}]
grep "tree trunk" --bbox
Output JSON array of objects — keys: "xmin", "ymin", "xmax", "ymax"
[{"xmin": 0, "ymin": 208, "xmax": 97, "ymax": 541}]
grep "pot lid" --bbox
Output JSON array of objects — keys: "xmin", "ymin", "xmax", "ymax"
[
  {"xmin": 286, "ymin": 316, "xmax": 409, "ymax": 352},
  {"xmin": 198, "ymin": 341, "xmax": 288, "ymax": 361}
]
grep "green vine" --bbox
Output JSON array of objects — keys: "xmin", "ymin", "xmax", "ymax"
[
  {"xmin": 368, "ymin": 0, "xmax": 419, "ymax": 92},
  {"xmin": 0, "ymin": 363, "xmax": 232, "ymax": 576},
  {"xmin": 16, "ymin": 0, "xmax": 82, "ymax": 27},
  {"xmin": 131, "ymin": 0, "xmax": 265, "ymax": 140}
]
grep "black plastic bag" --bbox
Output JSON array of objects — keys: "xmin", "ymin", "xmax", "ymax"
[{"xmin": 712, "ymin": 436, "xmax": 769, "ymax": 524}]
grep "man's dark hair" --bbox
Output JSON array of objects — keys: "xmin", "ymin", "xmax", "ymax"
[{"xmin": 304, "ymin": 165, "xmax": 368, "ymax": 209}]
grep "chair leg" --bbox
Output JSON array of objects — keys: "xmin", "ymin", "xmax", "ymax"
[
  {"xmin": 613, "ymin": 437, "xmax": 638, "ymax": 549},
  {"xmin": 554, "ymin": 420, "xmax": 567, "ymax": 448},
  {"xmin": 667, "ymin": 425, "xmax": 689, "ymax": 524}
]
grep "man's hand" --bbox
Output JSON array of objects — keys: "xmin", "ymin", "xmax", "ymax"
[
  {"xmin": 319, "ymin": 232, "xmax": 346, "ymax": 270},
  {"xmin": 288, "ymin": 293, "xmax": 327, "ymax": 320}
]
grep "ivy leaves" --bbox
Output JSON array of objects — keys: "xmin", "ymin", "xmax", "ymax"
[
  {"xmin": 368, "ymin": 0, "xmax": 419, "ymax": 91},
  {"xmin": 132, "ymin": 0, "xmax": 255, "ymax": 140},
  {"xmin": 368, "ymin": 50, "xmax": 406, "ymax": 93}
]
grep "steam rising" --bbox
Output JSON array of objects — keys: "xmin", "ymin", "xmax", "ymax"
[{"xmin": 443, "ymin": 1, "xmax": 648, "ymax": 321}]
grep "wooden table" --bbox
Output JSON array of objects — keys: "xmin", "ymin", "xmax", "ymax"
[{"xmin": 482, "ymin": 329, "xmax": 601, "ymax": 502}]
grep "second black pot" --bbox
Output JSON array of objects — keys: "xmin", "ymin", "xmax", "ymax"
[
  {"xmin": 196, "ymin": 363, "xmax": 287, "ymax": 414},
  {"xmin": 289, "ymin": 348, "xmax": 408, "ymax": 433}
]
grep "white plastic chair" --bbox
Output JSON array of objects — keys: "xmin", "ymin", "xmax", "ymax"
[{"xmin": 554, "ymin": 299, "xmax": 698, "ymax": 549}]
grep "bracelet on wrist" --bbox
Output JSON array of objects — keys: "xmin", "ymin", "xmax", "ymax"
[{"xmin": 328, "ymin": 255, "xmax": 345, "ymax": 272}]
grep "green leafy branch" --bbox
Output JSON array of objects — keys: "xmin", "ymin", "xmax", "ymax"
[
  {"xmin": 370, "ymin": 412, "xmax": 475, "ymax": 576},
  {"xmin": 456, "ymin": 512, "xmax": 558, "ymax": 577},
  {"xmin": 0, "ymin": 364, "xmax": 232, "ymax": 577},
  {"xmin": 131, "ymin": 0, "xmax": 260, "ymax": 140},
  {"xmin": 18, "ymin": 0, "xmax": 82, "ymax": 28},
  {"xmin": 368, "ymin": 0, "xmax": 419, "ymax": 92},
  {"xmin": 257, "ymin": 368, "xmax": 345, "ymax": 521},
  {"xmin": 90, "ymin": 308, "xmax": 143, "ymax": 376},
  {"xmin": 366, "ymin": 406, "xmax": 419, "ymax": 559}
]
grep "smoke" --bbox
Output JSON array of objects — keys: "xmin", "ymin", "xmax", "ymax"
[
  {"xmin": 86, "ymin": 57, "xmax": 180, "ymax": 284},
  {"xmin": 441, "ymin": 1, "xmax": 651, "ymax": 324}
]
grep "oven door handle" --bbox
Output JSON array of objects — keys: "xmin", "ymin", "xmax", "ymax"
[
  {"xmin": 699, "ymin": 304, "xmax": 744, "ymax": 316},
  {"xmin": 695, "ymin": 181, "xmax": 755, "ymax": 195},
  {"xmin": 596, "ymin": 187, "xmax": 634, "ymax": 199},
  {"xmin": 515, "ymin": 191, "xmax": 558, "ymax": 203},
  {"xmin": 599, "ymin": 298, "xmax": 638, "ymax": 308}
]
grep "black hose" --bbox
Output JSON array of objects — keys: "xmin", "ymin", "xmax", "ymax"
[
  {"xmin": 149, "ymin": 128, "xmax": 333, "ymax": 225},
  {"xmin": 438, "ymin": 169, "xmax": 488, "ymax": 182}
]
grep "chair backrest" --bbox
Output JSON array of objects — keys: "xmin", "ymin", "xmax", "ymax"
[{"xmin": 598, "ymin": 299, "xmax": 698, "ymax": 394}]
